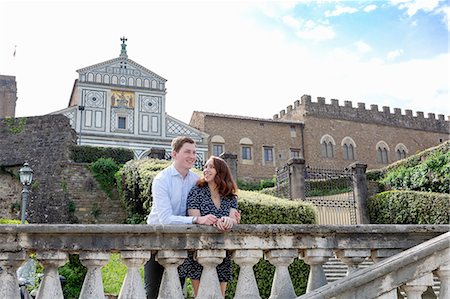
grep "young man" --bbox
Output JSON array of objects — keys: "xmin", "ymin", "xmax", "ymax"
[{"xmin": 145, "ymin": 136, "xmax": 217, "ymax": 299}]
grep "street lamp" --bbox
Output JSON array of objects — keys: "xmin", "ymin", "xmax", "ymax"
[{"xmin": 19, "ymin": 162, "xmax": 33, "ymax": 224}]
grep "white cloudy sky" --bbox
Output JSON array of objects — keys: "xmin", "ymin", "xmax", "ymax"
[{"xmin": 1, "ymin": 0, "xmax": 449, "ymax": 123}]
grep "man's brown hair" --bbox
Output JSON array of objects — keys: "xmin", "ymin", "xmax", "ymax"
[{"xmin": 171, "ymin": 136, "xmax": 196, "ymax": 153}]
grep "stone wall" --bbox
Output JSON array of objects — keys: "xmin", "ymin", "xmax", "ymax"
[
  {"xmin": 0, "ymin": 115, "xmax": 127, "ymax": 223},
  {"xmin": 0, "ymin": 75, "xmax": 17, "ymax": 118}
]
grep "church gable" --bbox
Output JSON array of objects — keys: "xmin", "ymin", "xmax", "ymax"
[{"xmin": 76, "ymin": 58, "xmax": 166, "ymax": 91}]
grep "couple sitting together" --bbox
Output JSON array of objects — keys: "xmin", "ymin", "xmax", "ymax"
[{"xmin": 146, "ymin": 136, "xmax": 240, "ymax": 298}]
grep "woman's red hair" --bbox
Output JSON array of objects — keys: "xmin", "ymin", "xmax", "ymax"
[{"xmin": 197, "ymin": 156, "xmax": 237, "ymax": 197}]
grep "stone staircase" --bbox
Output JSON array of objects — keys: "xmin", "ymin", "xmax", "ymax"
[{"xmin": 323, "ymin": 256, "xmax": 441, "ymax": 298}]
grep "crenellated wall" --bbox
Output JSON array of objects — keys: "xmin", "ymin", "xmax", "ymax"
[{"xmin": 274, "ymin": 94, "xmax": 449, "ymax": 134}]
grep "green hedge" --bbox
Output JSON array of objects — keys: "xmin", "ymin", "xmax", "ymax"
[
  {"xmin": 70, "ymin": 145, "xmax": 134, "ymax": 164},
  {"xmin": 368, "ymin": 190, "xmax": 450, "ymax": 224}
]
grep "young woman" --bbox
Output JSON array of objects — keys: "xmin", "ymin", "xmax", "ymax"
[{"xmin": 179, "ymin": 156, "xmax": 239, "ymax": 297}]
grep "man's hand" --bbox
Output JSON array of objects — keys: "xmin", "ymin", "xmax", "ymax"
[{"xmin": 197, "ymin": 214, "xmax": 218, "ymax": 225}]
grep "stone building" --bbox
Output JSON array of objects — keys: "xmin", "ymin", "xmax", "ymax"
[
  {"xmin": 190, "ymin": 95, "xmax": 449, "ymax": 181},
  {"xmin": 0, "ymin": 75, "xmax": 17, "ymax": 119},
  {"xmin": 190, "ymin": 112, "xmax": 304, "ymax": 182},
  {"xmin": 52, "ymin": 38, "xmax": 208, "ymax": 163}
]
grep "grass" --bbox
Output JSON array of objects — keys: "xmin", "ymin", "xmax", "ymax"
[{"xmin": 101, "ymin": 253, "xmax": 194, "ymax": 297}]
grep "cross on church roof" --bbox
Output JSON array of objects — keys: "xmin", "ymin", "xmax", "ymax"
[{"xmin": 120, "ymin": 36, "xmax": 128, "ymax": 58}]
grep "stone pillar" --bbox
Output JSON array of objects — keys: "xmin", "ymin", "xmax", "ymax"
[
  {"xmin": 233, "ymin": 249, "xmax": 263, "ymax": 299},
  {"xmin": 436, "ymin": 262, "xmax": 450, "ymax": 299},
  {"xmin": 156, "ymin": 250, "xmax": 187, "ymax": 299},
  {"xmin": 118, "ymin": 251, "xmax": 152, "ymax": 299},
  {"xmin": 302, "ymin": 248, "xmax": 333, "ymax": 292},
  {"xmin": 288, "ymin": 157, "xmax": 306, "ymax": 200},
  {"xmin": 335, "ymin": 249, "xmax": 370, "ymax": 275},
  {"xmin": 79, "ymin": 251, "xmax": 110, "ymax": 299},
  {"xmin": 148, "ymin": 148, "xmax": 166, "ymax": 160},
  {"xmin": 0, "ymin": 251, "xmax": 27, "ymax": 299},
  {"xmin": 265, "ymin": 249, "xmax": 297, "ymax": 299},
  {"xmin": 196, "ymin": 249, "xmax": 226, "ymax": 299},
  {"xmin": 220, "ymin": 152, "xmax": 238, "ymax": 182},
  {"xmin": 35, "ymin": 251, "xmax": 68, "ymax": 299},
  {"xmin": 401, "ymin": 273, "xmax": 434, "ymax": 299},
  {"xmin": 349, "ymin": 162, "xmax": 369, "ymax": 224}
]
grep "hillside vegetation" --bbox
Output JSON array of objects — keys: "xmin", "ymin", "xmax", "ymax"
[{"xmin": 367, "ymin": 141, "xmax": 450, "ymax": 224}]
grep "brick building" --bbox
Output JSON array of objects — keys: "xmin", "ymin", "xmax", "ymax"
[
  {"xmin": 0, "ymin": 75, "xmax": 17, "ymax": 119},
  {"xmin": 190, "ymin": 95, "xmax": 449, "ymax": 181},
  {"xmin": 190, "ymin": 112, "xmax": 304, "ymax": 182}
]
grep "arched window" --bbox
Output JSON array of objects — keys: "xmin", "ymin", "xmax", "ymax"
[
  {"xmin": 320, "ymin": 134, "xmax": 335, "ymax": 159},
  {"xmin": 395, "ymin": 143, "xmax": 408, "ymax": 160},
  {"xmin": 341, "ymin": 137, "xmax": 356, "ymax": 160},
  {"xmin": 95, "ymin": 73, "xmax": 102, "ymax": 83},
  {"xmin": 376, "ymin": 141, "xmax": 390, "ymax": 164}
]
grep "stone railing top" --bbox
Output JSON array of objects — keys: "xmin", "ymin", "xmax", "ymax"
[{"xmin": 1, "ymin": 224, "xmax": 448, "ymax": 253}]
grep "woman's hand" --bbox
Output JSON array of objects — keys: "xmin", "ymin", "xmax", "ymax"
[{"xmin": 214, "ymin": 216, "xmax": 235, "ymax": 231}]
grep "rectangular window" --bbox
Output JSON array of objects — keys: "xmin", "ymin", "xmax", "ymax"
[
  {"xmin": 242, "ymin": 146, "xmax": 252, "ymax": 160},
  {"xmin": 290, "ymin": 149, "xmax": 300, "ymax": 158},
  {"xmin": 213, "ymin": 144, "xmax": 223, "ymax": 157},
  {"xmin": 118, "ymin": 116, "xmax": 127, "ymax": 129},
  {"xmin": 263, "ymin": 147, "xmax": 273, "ymax": 162}
]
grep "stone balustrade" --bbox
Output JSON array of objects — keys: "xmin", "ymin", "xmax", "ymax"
[{"xmin": 0, "ymin": 224, "xmax": 449, "ymax": 299}]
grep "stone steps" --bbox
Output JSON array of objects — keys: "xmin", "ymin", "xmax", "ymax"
[{"xmin": 323, "ymin": 257, "xmax": 441, "ymax": 297}]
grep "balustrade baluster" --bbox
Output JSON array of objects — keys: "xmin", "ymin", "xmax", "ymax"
[
  {"xmin": 335, "ymin": 249, "xmax": 370, "ymax": 275},
  {"xmin": 79, "ymin": 251, "xmax": 110, "ymax": 299},
  {"xmin": 302, "ymin": 248, "xmax": 333, "ymax": 292},
  {"xmin": 232, "ymin": 249, "xmax": 263, "ymax": 299},
  {"xmin": 401, "ymin": 273, "xmax": 434, "ymax": 299},
  {"xmin": 195, "ymin": 249, "xmax": 226, "ymax": 299},
  {"xmin": 265, "ymin": 249, "xmax": 297, "ymax": 299},
  {"xmin": 35, "ymin": 251, "xmax": 68, "ymax": 299},
  {"xmin": 371, "ymin": 249, "xmax": 402, "ymax": 299},
  {"xmin": 118, "ymin": 250, "xmax": 151, "ymax": 299},
  {"xmin": 436, "ymin": 262, "xmax": 450, "ymax": 299},
  {"xmin": 0, "ymin": 251, "xmax": 27, "ymax": 299},
  {"xmin": 156, "ymin": 250, "xmax": 187, "ymax": 299}
]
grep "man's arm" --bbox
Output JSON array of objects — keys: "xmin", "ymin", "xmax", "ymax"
[
  {"xmin": 150, "ymin": 176, "xmax": 193, "ymax": 224},
  {"xmin": 187, "ymin": 208, "xmax": 218, "ymax": 225}
]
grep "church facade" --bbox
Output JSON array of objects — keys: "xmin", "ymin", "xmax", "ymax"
[{"xmin": 52, "ymin": 38, "xmax": 208, "ymax": 163}]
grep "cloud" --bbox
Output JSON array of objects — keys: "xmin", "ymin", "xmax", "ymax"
[
  {"xmin": 391, "ymin": 0, "xmax": 440, "ymax": 17},
  {"xmin": 325, "ymin": 5, "xmax": 358, "ymax": 17},
  {"xmin": 436, "ymin": 5, "xmax": 450, "ymax": 31},
  {"xmin": 364, "ymin": 4, "xmax": 377, "ymax": 13},
  {"xmin": 355, "ymin": 41, "xmax": 372, "ymax": 53},
  {"xmin": 387, "ymin": 49, "xmax": 404, "ymax": 60},
  {"xmin": 282, "ymin": 15, "xmax": 301, "ymax": 29},
  {"xmin": 295, "ymin": 20, "xmax": 335, "ymax": 41}
]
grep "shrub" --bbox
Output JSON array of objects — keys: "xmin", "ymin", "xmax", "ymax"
[
  {"xmin": 58, "ymin": 254, "xmax": 87, "ymax": 299},
  {"xmin": 90, "ymin": 158, "xmax": 120, "ymax": 198},
  {"xmin": 70, "ymin": 145, "xmax": 134, "ymax": 164},
  {"xmin": 368, "ymin": 190, "xmax": 450, "ymax": 224}
]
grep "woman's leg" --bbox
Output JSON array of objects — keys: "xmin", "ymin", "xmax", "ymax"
[
  {"xmin": 192, "ymin": 279, "xmax": 200, "ymax": 297},
  {"xmin": 220, "ymin": 282, "xmax": 227, "ymax": 297}
]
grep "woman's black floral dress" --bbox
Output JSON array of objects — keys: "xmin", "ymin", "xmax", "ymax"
[{"xmin": 178, "ymin": 184, "xmax": 238, "ymax": 282}]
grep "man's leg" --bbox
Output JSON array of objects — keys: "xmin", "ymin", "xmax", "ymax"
[{"xmin": 144, "ymin": 254, "xmax": 164, "ymax": 299}]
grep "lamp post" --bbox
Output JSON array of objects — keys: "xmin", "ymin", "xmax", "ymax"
[
  {"xmin": 78, "ymin": 105, "xmax": 85, "ymax": 145},
  {"xmin": 19, "ymin": 162, "xmax": 33, "ymax": 224}
]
